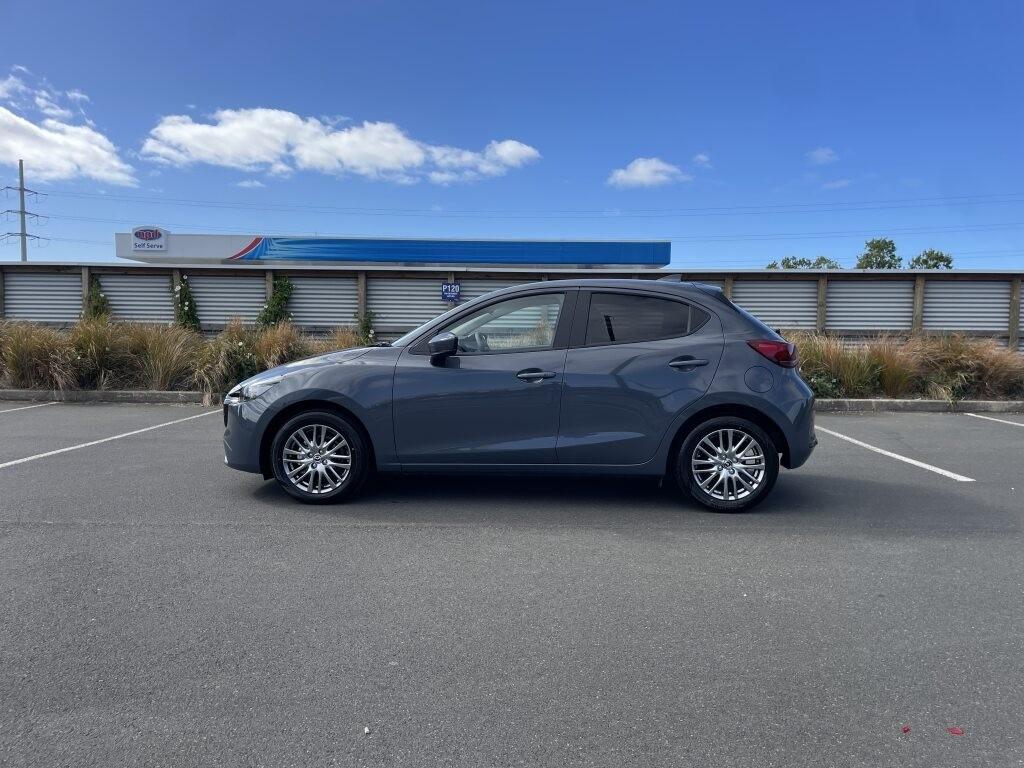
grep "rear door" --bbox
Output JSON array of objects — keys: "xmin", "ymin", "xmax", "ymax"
[{"xmin": 557, "ymin": 289, "xmax": 724, "ymax": 465}]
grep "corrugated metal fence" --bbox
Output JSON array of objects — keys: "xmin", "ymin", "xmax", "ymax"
[{"xmin": 1, "ymin": 264, "xmax": 1020, "ymax": 349}]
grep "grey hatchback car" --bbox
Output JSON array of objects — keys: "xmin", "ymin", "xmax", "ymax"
[{"xmin": 223, "ymin": 279, "xmax": 816, "ymax": 512}]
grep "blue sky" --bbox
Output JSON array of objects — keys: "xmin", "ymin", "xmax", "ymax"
[{"xmin": 2, "ymin": 0, "xmax": 1023, "ymax": 268}]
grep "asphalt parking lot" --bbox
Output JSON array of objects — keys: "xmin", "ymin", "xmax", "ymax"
[{"xmin": 1, "ymin": 401, "xmax": 1022, "ymax": 767}]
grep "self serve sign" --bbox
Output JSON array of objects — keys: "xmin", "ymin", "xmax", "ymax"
[{"xmin": 133, "ymin": 227, "xmax": 167, "ymax": 251}]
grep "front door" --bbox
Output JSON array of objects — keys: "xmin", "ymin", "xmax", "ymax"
[
  {"xmin": 393, "ymin": 290, "xmax": 575, "ymax": 466},
  {"xmin": 557, "ymin": 290, "xmax": 724, "ymax": 465}
]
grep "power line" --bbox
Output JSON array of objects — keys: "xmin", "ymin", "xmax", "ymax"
[
  {"xmin": 47, "ymin": 236, "xmax": 111, "ymax": 246},
  {"xmin": 42, "ymin": 212, "xmax": 1024, "ymax": 243},
  {"xmin": 40, "ymin": 188, "xmax": 1024, "ymax": 220}
]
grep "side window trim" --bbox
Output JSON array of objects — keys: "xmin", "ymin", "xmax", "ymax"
[
  {"xmin": 569, "ymin": 290, "xmax": 593, "ymax": 349},
  {"xmin": 410, "ymin": 289, "xmax": 577, "ymax": 355},
  {"xmin": 568, "ymin": 289, "xmax": 711, "ymax": 350}
]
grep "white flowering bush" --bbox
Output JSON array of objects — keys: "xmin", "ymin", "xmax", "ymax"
[
  {"xmin": 173, "ymin": 275, "xmax": 201, "ymax": 330},
  {"xmin": 83, "ymin": 275, "xmax": 111, "ymax": 319}
]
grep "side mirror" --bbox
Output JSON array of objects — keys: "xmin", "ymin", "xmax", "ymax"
[{"xmin": 428, "ymin": 332, "xmax": 458, "ymax": 365}]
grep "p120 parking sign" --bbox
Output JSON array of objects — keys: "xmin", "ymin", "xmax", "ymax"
[{"xmin": 441, "ymin": 282, "xmax": 461, "ymax": 302}]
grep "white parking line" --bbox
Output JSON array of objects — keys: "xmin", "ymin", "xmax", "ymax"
[
  {"xmin": 0, "ymin": 401, "xmax": 58, "ymax": 414},
  {"xmin": 0, "ymin": 410, "xmax": 220, "ymax": 470},
  {"xmin": 965, "ymin": 412, "xmax": 1024, "ymax": 428},
  {"xmin": 816, "ymin": 426, "xmax": 975, "ymax": 483}
]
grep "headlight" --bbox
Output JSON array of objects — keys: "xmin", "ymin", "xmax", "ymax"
[{"xmin": 228, "ymin": 376, "xmax": 283, "ymax": 402}]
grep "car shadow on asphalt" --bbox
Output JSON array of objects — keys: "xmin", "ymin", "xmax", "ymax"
[{"xmin": 247, "ymin": 469, "xmax": 1016, "ymax": 535}]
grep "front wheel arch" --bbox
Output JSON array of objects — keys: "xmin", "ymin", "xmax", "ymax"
[{"xmin": 259, "ymin": 399, "xmax": 376, "ymax": 479}]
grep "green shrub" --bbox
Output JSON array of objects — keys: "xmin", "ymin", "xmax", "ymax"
[
  {"xmin": 910, "ymin": 334, "xmax": 1024, "ymax": 400},
  {"xmin": 256, "ymin": 276, "xmax": 293, "ymax": 328},
  {"xmin": 865, "ymin": 336, "xmax": 921, "ymax": 398},
  {"xmin": 0, "ymin": 323, "xmax": 78, "ymax": 390},
  {"xmin": 83, "ymin": 275, "xmax": 111, "ymax": 319},
  {"xmin": 252, "ymin": 321, "xmax": 314, "ymax": 368},
  {"xmin": 193, "ymin": 320, "xmax": 261, "ymax": 395},
  {"xmin": 1, "ymin": 319, "xmax": 367, "ymax": 394},
  {"xmin": 789, "ymin": 332, "xmax": 1024, "ymax": 400},
  {"xmin": 309, "ymin": 326, "xmax": 361, "ymax": 356},
  {"xmin": 174, "ymin": 275, "xmax": 201, "ymax": 330},
  {"xmin": 69, "ymin": 316, "xmax": 130, "ymax": 389},
  {"xmin": 122, "ymin": 324, "xmax": 202, "ymax": 390},
  {"xmin": 805, "ymin": 372, "xmax": 842, "ymax": 399},
  {"xmin": 789, "ymin": 332, "xmax": 878, "ymax": 397},
  {"xmin": 356, "ymin": 310, "xmax": 376, "ymax": 346}
]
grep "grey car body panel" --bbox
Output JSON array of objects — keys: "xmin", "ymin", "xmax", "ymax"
[
  {"xmin": 393, "ymin": 346, "xmax": 570, "ymax": 465},
  {"xmin": 557, "ymin": 304, "xmax": 724, "ymax": 465},
  {"xmin": 223, "ymin": 278, "xmax": 816, "ymax": 479},
  {"xmin": 223, "ymin": 345, "xmax": 401, "ymax": 473}
]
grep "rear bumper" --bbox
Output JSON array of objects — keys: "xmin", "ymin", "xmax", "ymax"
[{"xmin": 782, "ymin": 394, "xmax": 816, "ymax": 469}]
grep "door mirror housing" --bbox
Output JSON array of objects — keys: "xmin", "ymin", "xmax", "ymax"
[{"xmin": 428, "ymin": 332, "xmax": 458, "ymax": 365}]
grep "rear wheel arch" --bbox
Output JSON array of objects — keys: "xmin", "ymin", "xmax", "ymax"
[
  {"xmin": 664, "ymin": 403, "xmax": 790, "ymax": 477},
  {"xmin": 259, "ymin": 399, "xmax": 376, "ymax": 479}
]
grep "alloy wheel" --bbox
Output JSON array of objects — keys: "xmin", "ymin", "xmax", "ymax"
[
  {"xmin": 690, "ymin": 428, "xmax": 766, "ymax": 502},
  {"xmin": 281, "ymin": 424, "xmax": 352, "ymax": 495}
]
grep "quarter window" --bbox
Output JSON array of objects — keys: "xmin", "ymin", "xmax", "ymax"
[
  {"xmin": 585, "ymin": 293, "xmax": 709, "ymax": 346},
  {"xmin": 445, "ymin": 293, "xmax": 565, "ymax": 354}
]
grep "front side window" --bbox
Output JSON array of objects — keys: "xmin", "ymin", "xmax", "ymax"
[
  {"xmin": 585, "ymin": 293, "xmax": 709, "ymax": 346},
  {"xmin": 445, "ymin": 293, "xmax": 565, "ymax": 354}
]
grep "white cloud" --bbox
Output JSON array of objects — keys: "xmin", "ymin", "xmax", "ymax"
[
  {"xmin": 426, "ymin": 139, "xmax": 540, "ymax": 184},
  {"xmin": 692, "ymin": 152, "xmax": 712, "ymax": 168},
  {"xmin": 142, "ymin": 108, "xmax": 540, "ymax": 184},
  {"xmin": 821, "ymin": 178, "xmax": 851, "ymax": 190},
  {"xmin": 0, "ymin": 75, "xmax": 28, "ymax": 100},
  {"xmin": 607, "ymin": 157, "xmax": 691, "ymax": 188},
  {"xmin": 807, "ymin": 147, "xmax": 838, "ymax": 165},
  {"xmin": 0, "ymin": 107, "xmax": 136, "ymax": 185},
  {"xmin": 34, "ymin": 90, "xmax": 74, "ymax": 120},
  {"xmin": 235, "ymin": 179, "xmax": 265, "ymax": 188},
  {"xmin": 0, "ymin": 69, "xmax": 135, "ymax": 185}
]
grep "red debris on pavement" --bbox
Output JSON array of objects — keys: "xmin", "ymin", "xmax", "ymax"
[
  {"xmin": 946, "ymin": 726, "xmax": 964, "ymax": 736},
  {"xmin": 901, "ymin": 725, "xmax": 911, "ymax": 734}
]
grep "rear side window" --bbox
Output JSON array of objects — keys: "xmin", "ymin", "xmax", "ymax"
[{"xmin": 584, "ymin": 293, "xmax": 710, "ymax": 346}]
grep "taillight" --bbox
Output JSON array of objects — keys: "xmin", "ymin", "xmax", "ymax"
[{"xmin": 747, "ymin": 339, "xmax": 798, "ymax": 368}]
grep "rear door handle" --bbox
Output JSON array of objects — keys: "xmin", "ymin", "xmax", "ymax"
[
  {"xmin": 516, "ymin": 369, "xmax": 557, "ymax": 382},
  {"xmin": 669, "ymin": 357, "xmax": 709, "ymax": 370}
]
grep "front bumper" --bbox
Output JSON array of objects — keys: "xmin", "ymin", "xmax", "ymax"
[{"xmin": 222, "ymin": 397, "xmax": 264, "ymax": 474}]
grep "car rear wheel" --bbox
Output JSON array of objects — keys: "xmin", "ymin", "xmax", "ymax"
[
  {"xmin": 271, "ymin": 411, "xmax": 368, "ymax": 503},
  {"xmin": 676, "ymin": 416, "xmax": 779, "ymax": 512}
]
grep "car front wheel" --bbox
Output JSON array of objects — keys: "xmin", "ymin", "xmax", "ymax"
[
  {"xmin": 271, "ymin": 411, "xmax": 368, "ymax": 503},
  {"xmin": 677, "ymin": 416, "xmax": 779, "ymax": 512}
]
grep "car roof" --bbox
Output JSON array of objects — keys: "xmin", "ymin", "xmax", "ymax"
[{"xmin": 496, "ymin": 277, "xmax": 725, "ymax": 302}]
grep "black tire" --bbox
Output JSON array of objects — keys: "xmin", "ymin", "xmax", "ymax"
[
  {"xmin": 270, "ymin": 410, "xmax": 369, "ymax": 504},
  {"xmin": 676, "ymin": 416, "xmax": 779, "ymax": 512}
]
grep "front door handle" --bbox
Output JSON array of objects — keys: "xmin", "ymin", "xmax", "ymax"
[
  {"xmin": 516, "ymin": 369, "xmax": 557, "ymax": 382},
  {"xmin": 669, "ymin": 357, "xmax": 709, "ymax": 370}
]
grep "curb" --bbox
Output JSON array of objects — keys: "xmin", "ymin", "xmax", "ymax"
[
  {"xmin": 815, "ymin": 398, "xmax": 1024, "ymax": 413},
  {"xmin": 0, "ymin": 389, "xmax": 220, "ymax": 405},
  {"xmin": 0, "ymin": 390, "xmax": 1021, "ymax": 413}
]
